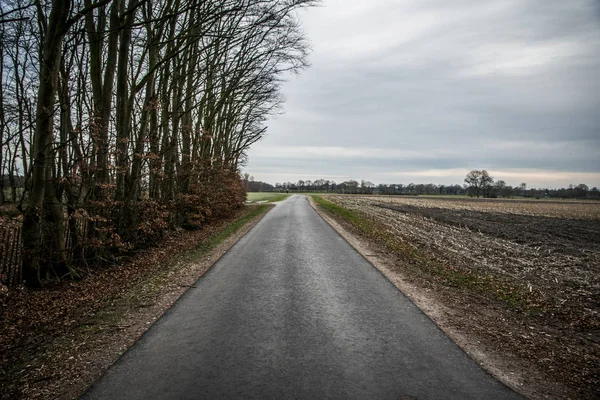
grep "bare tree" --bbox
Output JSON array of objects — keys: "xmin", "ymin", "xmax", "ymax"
[
  {"xmin": 0, "ymin": 0, "xmax": 319, "ymax": 286},
  {"xmin": 464, "ymin": 170, "xmax": 494, "ymax": 198},
  {"xmin": 464, "ymin": 170, "xmax": 483, "ymax": 197},
  {"xmin": 480, "ymin": 170, "xmax": 494, "ymax": 197}
]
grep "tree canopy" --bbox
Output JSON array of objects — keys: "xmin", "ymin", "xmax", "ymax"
[{"xmin": 0, "ymin": 0, "xmax": 318, "ymax": 286}]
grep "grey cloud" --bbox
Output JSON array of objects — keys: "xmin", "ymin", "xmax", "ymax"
[
  {"xmin": 247, "ymin": 0, "xmax": 600, "ymax": 187},
  {"xmin": 252, "ymin": 143, "xmax": 598, "ymax": 174}
]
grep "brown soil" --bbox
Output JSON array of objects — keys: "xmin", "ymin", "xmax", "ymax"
[
  {"xmin": 375, "ymin": 202, "xmax": 600, "ymax": 250},
  {"xmin": 0, "ymin": 205, "xmax": 271, "ymax": 400},
  {"xmin": 312, "ymin": 195, "xmax": 600, "ymax": 400}
]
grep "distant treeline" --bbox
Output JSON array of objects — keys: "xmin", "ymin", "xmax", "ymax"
[{"xmin": 246, "ymin": 178, "xmax": 600, "ymax": 199}]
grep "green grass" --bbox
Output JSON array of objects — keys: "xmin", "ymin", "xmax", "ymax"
[
  {"xmin": 79, "ymin": 204, "xmax": 272, "ymax": 332},
  {"xmin": 186, "ymin": 205, "xmax": 270, "ymax": 257},
  {"xmin": 415, "ymin": 194, "xmax": 472, "ymax": 198},
  {"xmin": 311, "ymin": 195, "xmax": 536, "ymax": 311},
  {"xmin": 14, "ymin": 204, "xmax": 275, "ymax": 399},
  {"xmin": 291, "ymin": 191, "xmax": 332, "ymax": 195},
  {"xmin": 246, "ymin": 192, "xmax": 290, "ymax": 202}
]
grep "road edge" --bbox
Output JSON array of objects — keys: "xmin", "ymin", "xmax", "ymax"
[
  {"xmin": 306, "ymin": 195, "xmax": 530, "ymax": 399},
  {"xmin": 23, "ymin": 204, "xmax": 275, "ymax": 400}
]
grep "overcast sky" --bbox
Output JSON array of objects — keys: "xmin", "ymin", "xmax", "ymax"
[{"xmin": 246, "ymin": 0, "xmax": 600, "ymax": 188}]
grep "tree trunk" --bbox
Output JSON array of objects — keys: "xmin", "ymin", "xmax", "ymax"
[
  {"xmin": 0, "ymin": 40, "xmax": 4, "ymax": 206},
  {"xmin": 41, "ymin": 158, "xmax": 75, "ymax": 279},
  {"xmin": 115, "ymin": 0, "xmax": 135, "ymax": 201},
  {"xmin": 22, "ymin": 0, "xmax": 71, "ymax": 287}
]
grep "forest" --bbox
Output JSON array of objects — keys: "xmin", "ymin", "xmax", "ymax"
[{"xmin": 0, "ymin": 0, "xmax": 317, "ymax": 287}]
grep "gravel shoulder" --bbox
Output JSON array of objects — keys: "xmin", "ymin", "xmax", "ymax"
[{"xmin": 309, "ymin": 195, "xmax": 599, "ymax": 400}]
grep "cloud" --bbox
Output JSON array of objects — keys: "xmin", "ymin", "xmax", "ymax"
[{"xmin": 247, "ymin": 0, "xmax": 600, "ymax": 188}]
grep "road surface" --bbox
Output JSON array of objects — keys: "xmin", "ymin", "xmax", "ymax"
[{"xmin": 84, "ymin": 195, "xmax": 523, "ymax": 400}]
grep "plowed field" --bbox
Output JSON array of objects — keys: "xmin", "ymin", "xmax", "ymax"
[{"xmin": 320, "ymin": 195, "xmax": 600, "ymax": 399}]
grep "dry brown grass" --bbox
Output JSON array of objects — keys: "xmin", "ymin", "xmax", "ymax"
[
  {"xmin": 368, "ymin": 195, "xmax": 600, "ymax": 220},
  {"xmin": 318, "ymin": 194, "xmax": 600, "ymax": 399}
]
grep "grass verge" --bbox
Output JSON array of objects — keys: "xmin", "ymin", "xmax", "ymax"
[
  {"xmin": 83, "ymin": 204, "xmax": 272, "ymax": 332},
  {"xmin": 246, "ymin": 192, "xmax": 290, "ymax": 203},
  {"xmin": 185, "ymin": 204, "xmax": 270, "ymax": 258},
  {"xmin": 1, "ymin": 204, "xmax": 272, "ymax": 400},
  {"xmin": 266, "ymin": 194, "xmax": 290, "ymax": 203},
  {"xmin": 311, "ymin": 195, "xmax": 535, "ymax": 311}
]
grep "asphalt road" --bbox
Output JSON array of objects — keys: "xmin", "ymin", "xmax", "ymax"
[{"xmin": 83, "ymin": 195, "xmax": 524, "ymax": 400}]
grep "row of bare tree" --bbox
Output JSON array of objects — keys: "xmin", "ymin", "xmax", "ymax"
[{"xmin": 0, "ymin": 0, "xmax": 317, "ymax": 286}]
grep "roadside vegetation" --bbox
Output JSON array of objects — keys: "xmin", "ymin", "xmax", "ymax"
[
  {"xmin": 246, "ymin": 192, "xmax": 290, "ymax": 203},
  {"xmin": 313, "ymin": 194, "xmax": 599, "ymax": 399},
  {"xmin": 0, "ymin": 204, "xmax": 271, "ymax": 399},
  {"xmin": 0, "ymin": 0, "xmax": 317, "ymax": 288},
  {"xmin": 0, "ymin": 0, "xmax": 317, "ymax": 395}
]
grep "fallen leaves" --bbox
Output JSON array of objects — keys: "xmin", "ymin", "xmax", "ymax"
[{"xmin": 0, "ymin": 206, "xmax": 263, "ymax": 399}]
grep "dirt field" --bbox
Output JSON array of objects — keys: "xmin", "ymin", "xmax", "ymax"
[{"xmin": 320, "ymin": 195, "xmax": 600, "ymax": 399}]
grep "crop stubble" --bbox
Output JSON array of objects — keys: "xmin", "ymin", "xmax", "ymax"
[{"xmin": 323, "ymin": 195, "xmax": 599, "ymax": 399}]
